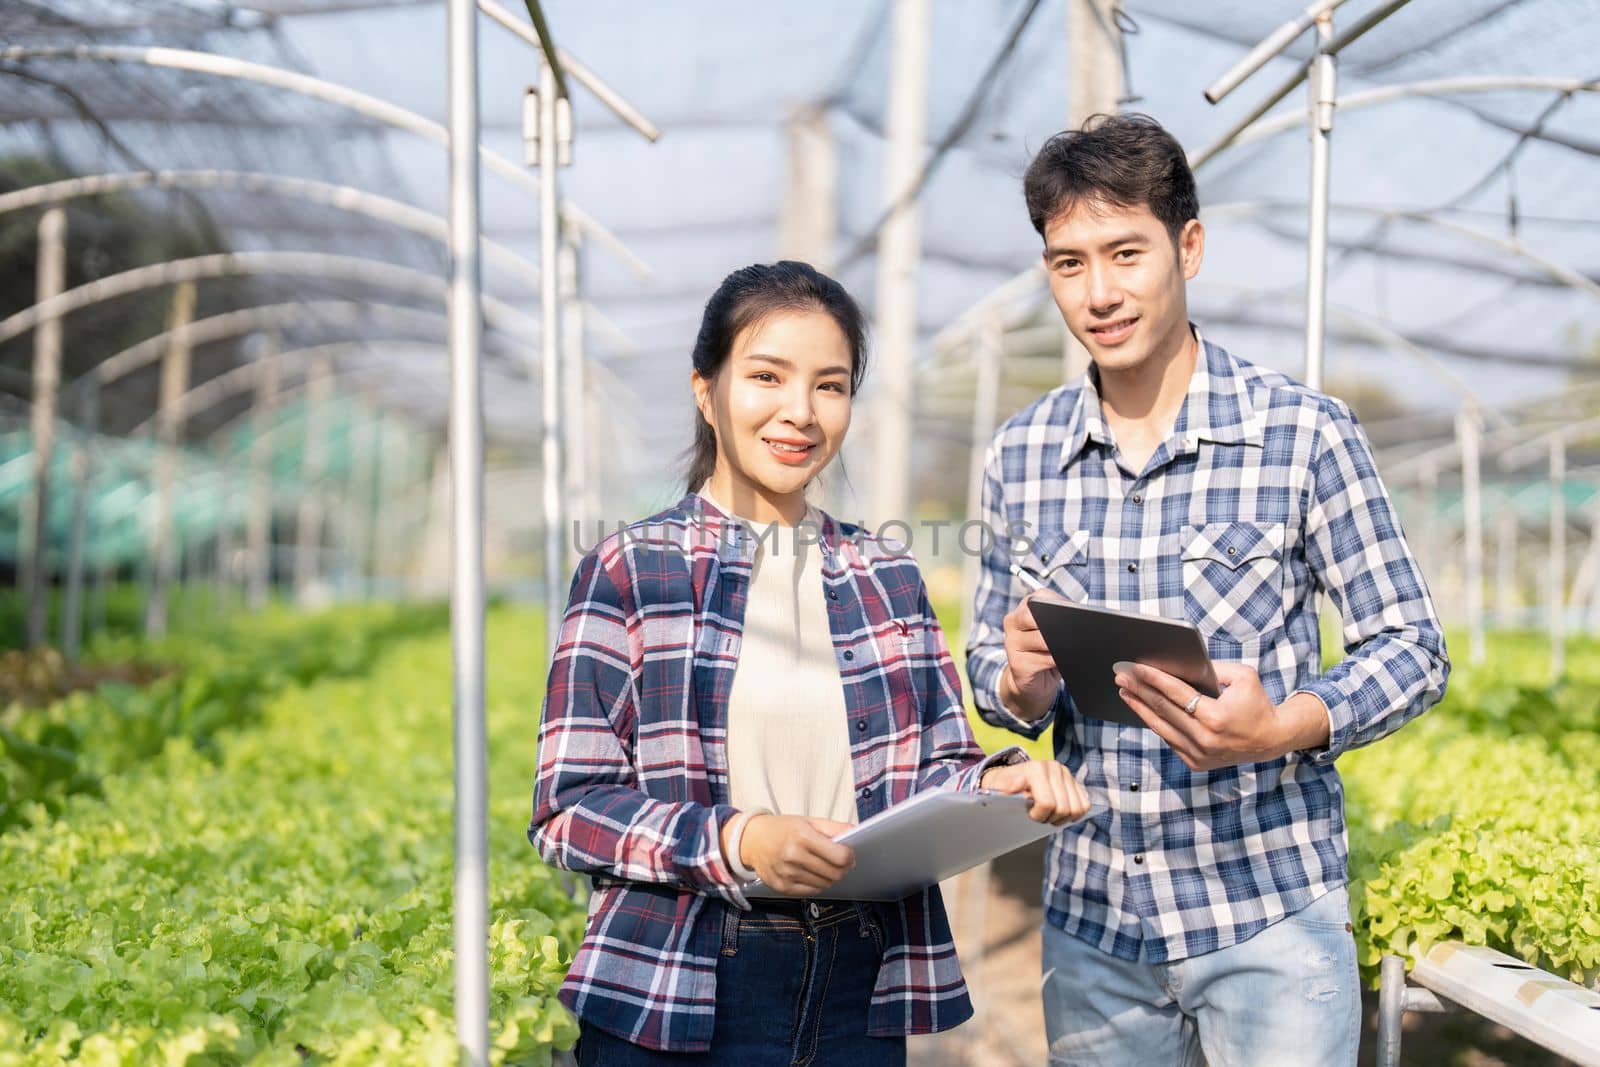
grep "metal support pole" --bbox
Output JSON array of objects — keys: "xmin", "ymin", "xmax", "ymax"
[
  {"xmin": 779, "ymin": 104, "xmax": 839, "ymax": 273},
  {"xmin": 535, "ymin": 59, "xmax": 568, "ymax": 661},
  {"xmin": 1064, "ymin": 0, "xmax": 1123, "ymax": 383},
  {"xmin": 1495, "ymin": 507, "xmax": 1517, "ymax": 627},
  {"xmin": 182, "ymin": 536, "xmax": 204, "ymax": 626},
  {"xmin": 1590, "ymin": 520, "xmax": 1600, "ymax": 632},
  {"xmin": 962, "ymin": 315, "xmax": 1004, "ymax": 637},
  {"xmin": 91, "ymin": 560, "xmax": 110, "ymax": 637},
  {"xmin": 447, "ymin": 0, "xmax": 490, "ymax": 1060},
  {"xmin": 248, "ymin": 340, "xmax": 280, "ymax": 610},
  {"xmin": 26, "ymin": 206, "xmax": 67, "ymax": 648},
  {"xmin": 1459, "ymin": 406, "xmax": 1484, "ymax": 664},
  {"xmin": 1377, "ymin": 954, "xmax": 1407, "ymax": 1067},
  {"xmin": 778, "ymin": 103, "xmax": 843, "ymax": 514},
  {"xmin": 582, "ymin": 377, "xmax": 604, "ymax": 528},
  {"xmin": 294, "ymin": 357, "xmax": 333, "ymax": 604},
  {"xmin": 1571, "ymin": 516, "xmax": 1600, "ymax": 636},
  {"xmin": 400, "ymin": 427, "xmax": 429, "ymax": 593},
  {"xmin": 348, "ymin": 407, "xmax": 379, "ymax": 597},
  {"xmin": 477, "ymin": 0, "xmax": 661, "ymax": 142},
  {"xmin": 871, "ymin": 0, "xmax": 929, "ymax": 527},
  {"xmin": 1303, "ymin": 13, "xmax": 1336, "ymax": 390},
  {"xmin": 558, "ymin": 237, "xmax": 586, "ymax": 564},
  {"xmin": 145, "ymin": 280, "xmax": 197, "ymax": 639},
  {"xmin": 61, "ymin": 376, "xmax": 97, "ymax": 660},
  {"xmin": 332, "ymin": 405, "xmax": 360, "ymax": 593},
  {"xmin": 1419, "ymin": 460, "xmax": 1439, "ymax": 583},
  {"xmin": 374, "ymin": 416, "xmax": 400, "ymax": 591},
  {"xmin": 1549, "ymin": 437, "xmax": 1566, "ymax": 679},
  {"xmin": 212, "ymin": 494, "xmax": 235, "ymax": 622}
]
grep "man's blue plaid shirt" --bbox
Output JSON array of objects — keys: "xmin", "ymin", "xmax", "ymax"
[{"xmin": 967, "ymin": 331, "xmax": 1449, "ymax": 962}]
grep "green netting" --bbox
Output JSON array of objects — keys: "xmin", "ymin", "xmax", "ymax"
[
  {"xmin": 0, "ymin": 396, "xmax": 383, "ymax": 569},
  {"xmin": 1394, "ymin": 480, "xmax": 1600, "ymax": 528}
]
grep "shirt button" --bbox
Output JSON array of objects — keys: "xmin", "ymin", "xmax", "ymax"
[
  {"xmin": 842, "ymin": 650, "xmax": 854, "ymax": 661},
  {"xmin": 1127, "ymin": 562, "xmax": 1138, "ymax": 573},
  {"xmin": 856, "ymin": 720, "xmax": 867, "ymax": 732},
  {"xmin": 1131, "ymin": 493, "xmax": 1143, "ymax": 504},
  {"xmin": 859, "ymin": 787, "xmax": 871, "ymax": 799},
  {"xmin": 1134, "ymin": 854, "xmax": 1145, "ymax": 865},
  {"xmin": 1040, "ymin": 551, "xmax": 1052, "ymax": 564},
  {"xmin": 1129, "ymin": 783, "xmax": 1140, "ymax": 792},
  {"xmin": 828, "ymin": 589, "xmax": 839, "ymax": 601}
]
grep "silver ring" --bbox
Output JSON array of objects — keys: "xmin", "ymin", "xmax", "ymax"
[{"xmin": 1183, "ymin": 694, "xmax": 1202, "ymax": 715}]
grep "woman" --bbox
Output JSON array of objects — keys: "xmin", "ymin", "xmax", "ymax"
[{"xmin": 530, "ymin": 261, "xmax": 1089, "ymax": 1064}]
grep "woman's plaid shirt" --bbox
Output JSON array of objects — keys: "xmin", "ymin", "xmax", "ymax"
[
  {"xmin": 967, "ymin": 335, "xmax": 1449, "ymax": 964},
  {"xmin": 530, "ymin": 495, "xmax": 1020, "ymax": 1052}
]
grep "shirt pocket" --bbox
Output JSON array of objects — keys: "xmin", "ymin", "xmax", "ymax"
[
  {"xmin": 1021, "ymin": 528, "xmax": 1092, "ymax": 602},
  {"xmin": 1181, "ymin": 521, "xmax": 1287, "ymax": 647}
]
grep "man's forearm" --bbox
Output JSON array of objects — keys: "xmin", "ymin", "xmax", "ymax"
[
  {"xmin": 1000, "ymin": 664, "xmax": 1057, "ymax": 723},
  {"xmin": 1274, "ymin": 691, "xmax": 1332, "ymax": 755}
]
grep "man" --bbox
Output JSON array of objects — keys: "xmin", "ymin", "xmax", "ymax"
[{"xmin": 966, "ymin": 114, "xmax": 1449, "ymax": 1066}]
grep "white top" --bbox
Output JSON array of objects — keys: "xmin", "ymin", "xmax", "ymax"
[{"xmin": 698, "ymin": 487, "xmax": 860, "ymax": 829}]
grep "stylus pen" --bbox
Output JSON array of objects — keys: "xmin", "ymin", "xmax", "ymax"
[{"xmin": 1008, "ymin": 562, "xmax": 1049, "ymax": 592}]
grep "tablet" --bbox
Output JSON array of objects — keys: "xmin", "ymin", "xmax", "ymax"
[
  {"xmin": 743, "ymin": 789, "xmax": 1067, "ymax": 902},
  {"xmin": 1027, "ymin": 595, "xmax": 1219, "ymax": 728}
]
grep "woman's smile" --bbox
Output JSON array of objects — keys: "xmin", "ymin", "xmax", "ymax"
[
  {"xmin": 763, "ymin": 436, "xmax": 819, "ymax": 464},
  {"xmin": 693, "ymin": 308, "xmax": 854, "ymax": 524}
]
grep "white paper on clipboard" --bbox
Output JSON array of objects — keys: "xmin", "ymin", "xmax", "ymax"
[{"xmin": 743, "ymin": 788, "xmax": 1085, "ymax": 902}]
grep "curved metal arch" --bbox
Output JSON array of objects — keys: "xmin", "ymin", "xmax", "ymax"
[
  {"xmin": 200, "ymin": 359, "xmax": 401, "ymax": 454},
  {"xmin": 1501, "ymin": 412, "xmax": 1600, "ymax": 469},
  {"xmin": 0, "ymin": 44, "xmax": 650, "ymax": 279},
  {"xmin": 1213, "ymin": 76, "xmax": 1600, "ymax": 159},
  {"xmin": 0, "ymin": 251, "xmax": 542, "ymax": 351},
  {"xmin": 81, "ymin": 300, "xmax": 525, "ymax": 393},
  {"xmin": 1203, "ymin": 199, "xmax": 1600, "ymax": 303},
  {"xmin": 77, "ymin": 297, "xmax": 633, "ymax": 434},
  {"xmin": 0, "ymin": 169, "xmax": 540, "ymax": 290},
  {"xmin": 200, "ymin": 359, "xmax": 536, "ymax": 452},
  {"xmin": 0, "ymin": 173, "xmax": 641, "ymax": 365},
  {"xmin": 127, "ymin": 337, "xmax": 530, "ymax": 438},
  {"xmin": 193, "ymin": 338, "xmax": 631, "ymax": 453}
]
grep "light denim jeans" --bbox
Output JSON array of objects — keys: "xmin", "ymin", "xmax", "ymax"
[{"xmin": 1040, "ymin": 884, "xmax": 1361, "ymax": 1066}]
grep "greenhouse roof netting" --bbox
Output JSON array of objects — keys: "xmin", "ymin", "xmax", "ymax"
[{"xmin": 1, "ymin": 0, "xmax": 1596, "ymax": 516}]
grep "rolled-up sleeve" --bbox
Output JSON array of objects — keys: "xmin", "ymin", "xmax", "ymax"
[
  {"xmin": 529, "ymin": 548, "xmax": 747, "ymax": 905},
  {"xmin": 1294, "ymin": 401, "xmax": 1450, "ymax": 764}
]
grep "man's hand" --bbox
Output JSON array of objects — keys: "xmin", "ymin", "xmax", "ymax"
[
  {"xmin": 1000, "ymin": 593, "xmax": 1063, "ymax": 722},
  {"xmin": 1114, "ymin": 661, "xmax": 1331, "ymax": 771},
  {"xmin": 980, "ymin": 759, "xmax": 1092, "ymax": 825},
  {"xmin": 738, "ymin": 815, "xmax": 856, "ymax": 895}
]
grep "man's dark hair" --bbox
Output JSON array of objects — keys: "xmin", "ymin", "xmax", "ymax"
[{"xmin": 1023, "ymin": 113, "xmax": 1198, "ymax": 243}]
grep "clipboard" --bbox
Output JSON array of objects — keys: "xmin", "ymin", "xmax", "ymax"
[
  {"xmin": 1027, "ymin": 595, "xmax": 1220, "ymax": 729},
  {"xmin": 743, "ymin": 788, "xmax": 1081, "ymax": 902}
]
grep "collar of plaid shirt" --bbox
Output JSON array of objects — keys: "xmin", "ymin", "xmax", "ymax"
[{"xmin": 1060, "ymin": 325, "xmax": 1267, "ymax": 469}]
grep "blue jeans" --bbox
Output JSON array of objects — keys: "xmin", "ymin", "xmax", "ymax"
[
  {"xmin": 574, "ymin": 899, "xmax": 907, "ymax": 1066},
  {"xmin": 1041, "ymin": 885, "xmax": 1361, "ymax": 1066}
]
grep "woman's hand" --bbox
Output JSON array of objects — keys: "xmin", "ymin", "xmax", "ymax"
[
  {"xmin": 980, "ymin": 760, "xmax": 1091, "ymax": 825},
  {"xmin": 738, "ymin": 814, "xmax": 856, "ymax": 895}
]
